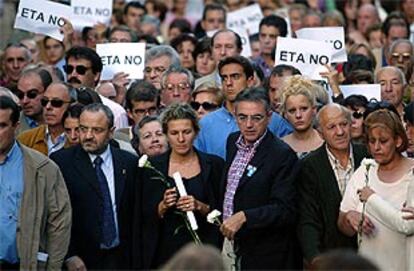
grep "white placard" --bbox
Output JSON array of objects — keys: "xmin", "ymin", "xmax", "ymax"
[
  {"xmin": 295, "ymin": 27, "xmax": 347, "ymax": 63},
  {"xmin": 96, "ymin": 43, "xmax": 146, "ymax": 80},
  {"xmin": 275, "ymin": 37, "xmax": 333, "ymax": 80},
  {"xmin": 339, "ymin": 84, "xmax": 381, "ymax": 101},
  {"xmin": 71, "ymin": 0, "xmax": 112, "ymax": 31},
  {"xmin": 14, "ymin": 0, "xmax": 72, "ymax": 41},
  {"xmin": 228, "ymin": 26, "xmax": 251, "ymax": 58},
  {"xmin": 172, "ymin": 172, "xmax": 198, "ymax": 231},
  {"xmin": 226, "ymin": 4, "xmax": 263, "ymax": 35}
]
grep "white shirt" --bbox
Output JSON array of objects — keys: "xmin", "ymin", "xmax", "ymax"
[
  {"xmin": 88, "ymin": 145, "xmax": 120, "ymax": 247},
  {"xmin": 100, "ymin": 95, "xmax": 128, "ymax": 130}
]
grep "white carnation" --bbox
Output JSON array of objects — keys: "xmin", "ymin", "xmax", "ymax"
[{"xmin": 138, "ymin": 154, "xmax": 149, "ymax": 168}]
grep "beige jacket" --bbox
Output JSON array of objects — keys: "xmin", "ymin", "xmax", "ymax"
[{"xmin": 16, "ymin": 144, "xmax": 72, "ymax": 270}]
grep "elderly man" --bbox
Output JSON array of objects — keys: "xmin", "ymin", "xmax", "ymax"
[
  {"xmin": 0, "ymin": 43, "xmax": 31, "ymax": 91},
  {"xmin": 388, "ymin": 39, "xmax": 413, "ymax": 82},
  {"xmin": 16, "ymin": 68, "xmax": 53, "ymax": 134},
  {"xmin": 160, "ymin": 66, "xmax": 193, "ymax": 107},
  {"xmin": 219, "ymin": 87, "xmax": 300, "ymax": 270},
  {"xmin": 0, "ymin": 96, "xmax": 71, "ymax": 270},
  {"xmin": 18, "ymin": 82, "xmax": 75, "ymax": 156},
  {"xmin": 195, "ymin": 56, "xmax": 292, "ymax": 159},
  {"xmin": 297, "ymin": 103, "xmax": 368, "ymax": 267},
  {"xmin": 144, "ymin": 45, "xmax": 181, "ymax": 90},
  {"xmin": 50, "ymin": 103, "xmax": 139, "ymax": 270},
  {"xmin": 376, "ymin": 66, "xmax": 407, "ymax": 116}
]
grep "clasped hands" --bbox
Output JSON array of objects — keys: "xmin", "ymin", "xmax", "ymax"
[{"xmin": 160, "ymin": 188, "xmax": 199, "ymax": 213}]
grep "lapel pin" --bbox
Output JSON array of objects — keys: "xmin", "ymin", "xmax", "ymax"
[
  {"xmin": 246, "ymin": 165, "xmax": 257, "ymax": 177},
  {"xmin": 122, "ymin": 169, "xmax": 126, "ymax": 175}
]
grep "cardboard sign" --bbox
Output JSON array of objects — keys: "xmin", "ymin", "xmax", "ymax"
[
  {"xmin": 275, "ymin": 37, "xmax": 333, "ymax": 80},
  {"xmin": 97, "ymin": 43, "xmax": 146, "ymax": 80},
  {"xmin": 226, "ymin": 4, "xmax": 263, "ymax": 35},
  {"xmin": 228, "ymin": 26, "xmax": 251, "ymax": 58},
  {"xmin": 339, "ymin": 84, "xmax": 381, "ymax": 101},
  {"xmin": 71, "ymin": 0, "xmax": 112, "ymax": 31},
  {"xmin": 14, "ymin": 0, "xmax": 72, "ymax": 41},
  {"xmin": 295, "ymin": 27, "xmax": 347, "ymax": 63}
]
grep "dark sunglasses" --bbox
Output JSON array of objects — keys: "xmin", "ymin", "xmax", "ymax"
[
  {"xmin": 190, "ymin": 101, "xmax": 218, "ymax": 111},
  {"xmin": 41, "ymin": 98, "xmax": 70, "ymax": 108},
  {"xmin": 16, "ymin": 89, "xmax": 39, "ymax": 100},
  {"xmin": 352, "ymin": 111, "xmax": 364, "ymax": 119},
  {"xmin": 63, "ymin": 64, "xmax": 91, "ymax": 75}
]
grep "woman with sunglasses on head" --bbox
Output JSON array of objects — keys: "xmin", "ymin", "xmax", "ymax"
[
  {"xmin": 340, "ymin": 95, "xmax": 368, "ymax": 144},
  {"xmin": 190, "ymin": 83, "xmax": 224, "ymax": 119},
  {"xmin": 136, "ymin": 103, "xmax": 224, "ymax": 269},
  {"xmin": 339, "ymin": 109, "xmax": 414, "ymax": 270},
  {"xmin": 279, "ymin": 76, "xmax": 324, "ymax": 158}
]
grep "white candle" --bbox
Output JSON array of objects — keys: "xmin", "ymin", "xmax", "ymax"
[{"xmin": 172, "ymin": 172, "xmax": 198, "ymax": 230}]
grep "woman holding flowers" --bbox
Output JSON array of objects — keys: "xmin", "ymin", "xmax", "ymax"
[
  {"xmin": 338, "ymin": 109, "xmax": 414, "ymax": 270},
  {"xmin": 138, "ymin": 103, "xmax": 224, "ymax": 268}
]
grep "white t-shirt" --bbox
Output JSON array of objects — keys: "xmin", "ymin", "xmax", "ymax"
[{"xmin": 340, "ymin": 163, "xmax": 409, "ymax": 270}]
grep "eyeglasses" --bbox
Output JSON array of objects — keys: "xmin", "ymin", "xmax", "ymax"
[
  {"xmin": 236, "ymin": 114, "xmax": 266, "ymax": 124},
  {"xmin": 133, "ymin": 106, "xmax": 158, "ymax": 115},
  {"xmin": 16, "ymin": 89, "xmax": 40, "ymax": 100},
  {"xmin": 63, "ymin": 64, "xmax": 92, "ymax": 75},
  {"xmin": 190, "ymin": 101, "xmax": 218, "ymax": 111},
  {"xmin": 391, "ymin": 52, "xmax": 411, "ymax": 60},
  {"xmin": 41, "ymin": 98, "xmax": 71, "ymax": 108},
  {"xmin": 352, "ymin": 111, "xmax": 364, "ymax": 119},
  {"xmin": 164, "ymin": 83, "xmax": 190, "ymax": 93}
]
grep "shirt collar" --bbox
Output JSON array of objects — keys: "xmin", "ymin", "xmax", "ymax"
[
  {"xmin": 25, "ymin": 116, "xmax": 38, "ymax": 128},
  {"xmin": 0, "ymin": 141, "xmax": 20, "ymax": 165},
  {"xmin": 236, "ymin": 130, "xmax": 268, "ymax": 151},
  {"xmin": 326, "ymin": 144, "xmax": 354, "ymax": 170},
  {"xmin": 88, "ymin": 145, "xmax": 112, "ymax": 166},
  {"xmin": 45, "ymin": 126, "xmax": 66, "ymax": 144}
]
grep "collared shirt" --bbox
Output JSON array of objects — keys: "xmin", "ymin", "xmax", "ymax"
[
  {"xmin": 194, "ymin": 106, "xmax": 292, "ymax": 159},
  {"xmin": 24, "ymin": 116, "xmax": 38, "ymax": 129},
  {"xmin": 252, "ymin": 56, "xmax": 272, "ymax": 78},
  {"xmin": 326, "ymin": 144, "xmax": 355, "ymax": 196},
  {"xmin": 0, "ymin": 141, "xmax": 24, "ymax": 263},
  {"xmin": 223, "ymin": 131, "xmax": 267, "ymax": 220},
  {"xmin": 88, "ymin": 145, "xmax": 120, "ymax": 248},
  {"xmin": 45, "ymin": 127, "xmax": 66, "ymax": 156}
]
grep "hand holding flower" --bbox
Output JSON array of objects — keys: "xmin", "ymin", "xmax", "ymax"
[{"xmin": 358, "ymin": 186, "xmax": 375, "ymax": 202}]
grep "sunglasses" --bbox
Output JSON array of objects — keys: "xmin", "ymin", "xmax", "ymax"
[
  {"xmin": 352, "ymin": 111, "xmax": 364, "ymax": 119},
  {"xmin": 41, "ymin": 98, "xmax": 71, "ymax": 108},
  {"xmin": 16, "ymin": 89, "xmax": 39, "ymax": 100},
  {"xmin": 63, "ymin": 64, "xmax": 92, "ymax": 75},
  {"xmin": 190, "ymin": 101, "xmax": 218, "ymax": 111}
]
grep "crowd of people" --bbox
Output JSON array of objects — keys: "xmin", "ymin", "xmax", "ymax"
[{"xmin": 1, "ymin": 0, "xmax": 414, "ymax": 270}]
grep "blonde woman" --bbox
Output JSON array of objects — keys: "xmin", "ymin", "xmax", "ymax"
[{"xmin": 280, "ymin": 76, "xmax": 324, "ymax": 158}]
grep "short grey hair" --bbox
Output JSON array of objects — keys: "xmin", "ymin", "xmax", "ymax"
[
  {"xmin": 81, "ymin": 103, "xmax": 114, "ymax": 128},
  {"xmin": 145, "ymin": 45, "xmax": 180, "ymax": 67},
  {"xmin": 375, "ymin": 66, "xmax": 407, "ymax": 85},
  {"xmin": 315, "ymin": 103, "xmax": 352, "ymax": 130},
  {"xmin": 234, "ymin": 87, "xmax": 271, "ymax": 112},
  {"xmin": 161, "ymin": 65, "xmax": 195, "ymax": 90},
  {"xmin": 389, "ymin": 39, "xmax": 414, "ymax": 59}
]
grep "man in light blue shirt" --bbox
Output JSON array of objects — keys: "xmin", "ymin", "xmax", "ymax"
[{"xmin": 195, "ymin": 56, "xmax": 292, "ymax": 158}]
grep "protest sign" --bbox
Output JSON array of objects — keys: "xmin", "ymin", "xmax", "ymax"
[
  {"xmin": 226, "ymin": 4, "xmax": 263, "ymax": 35},
  {"xmin": 228, "ymin": 26, "xmax": 251, "ymax": 58},
  {"xmin": 339, "ymin": 84, "xmax": 381, "ymax": 101},
  {"xmin": 97, "ymin": 43, "xmax": 146, "ymax": 80},
  {"xmin": 275, "ymin": 37, "xmax": 333, "ymax": 80},
  {"xmin": 71, "ymin": 0, "xmax": 112, "ymax": 31},
  {"xmin": 14, "ymin": 0, "xmax": 72, "ymax": 41},
  {"xmin": 295, "ymin": 27, "xmax": 347, "ymax": 63}
]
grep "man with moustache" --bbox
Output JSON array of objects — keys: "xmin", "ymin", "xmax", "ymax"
[
  {"xmin": 64, "ymin": 46, "xmax": 128, "ymax": 129},
  {"xmin": 50, "ymin": 103, "xmax": 139, "ymax": 270},
  {"xmin": 18, "ymin": 82, "xmax": 76, "ymax": 156},
  {"xmin": 15, "ymin": 68, "xmax": 53, "ymax": 134},
  {"xmin": 297, "ymin": 104, "xmax": 368, "ymax": 267}
]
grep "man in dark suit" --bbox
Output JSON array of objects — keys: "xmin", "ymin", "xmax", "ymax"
[
  {"xmin": 50, "ymin": 103, "xmax": 139, "ymax": 270},
  {"xmin": 219, "ymin": 87, "xmax": 300, "ymax": 270},
  {"xmin": 297, "ymin": 103, "xmax": 368, "ymax": 267}
]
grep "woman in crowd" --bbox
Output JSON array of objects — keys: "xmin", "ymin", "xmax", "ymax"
[
  {"xmin": 170, "ymin": 33, "xmax": 197, "ymax": 71},
  {"xmin": 339, "ymin": 109, "xmax": 414, "ymax": 270},
  {"xmin": 280, "ymin": 76, "xmax": 324, "ymax": 158},
  {"xmin": 193, "ymin": 37, "xmax": 216, "ymax": 77},
  {"xmin": 139, "ymin": 103, "xmax": 224, "ymax": 268},
  {"xmin": 191, "ymin": 83, "xmax": 223, "ymax": 119},
  {"xmin": 131, "ymin": 116, "xmax": 169, "ymax": 157},
  {"xmin": 340, "ymin": 95, "xmax": 368, "ymax": 144}
]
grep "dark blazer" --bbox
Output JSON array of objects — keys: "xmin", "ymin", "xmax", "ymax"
[
  {"xmin": 50, "ymin": 145, "xmax": 138, "ymax": 269},
  {"xmin": 220, "ymin": 131, "xmax": 301, "ymax": 270},
  {"xmin": 297, "ymin": 143, "xmax": 368, "ymax": 262},
  {"xmin": 138, "ymin": 149, "xmax": 224, "ymax": 269}
]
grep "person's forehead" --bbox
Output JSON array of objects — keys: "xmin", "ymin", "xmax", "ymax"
[
  {"xmin": 206, "ymin": 9, "xmax": 224, "ymax": 19},
  {"xmin": 140, "ymin": 121, "xmax": 162, "ymax": 133},
  {"xmin": 236, "ymin": 101, "xmax": 266, "ymax": 113},
  {"xmin": 80, "ymin": 110, "xmax": 108, "ymax": 124},
  {"xmin": 166, "ymin": 72, "xmax": 188, "ymax": 82},
  {"xmin": 132, "ymin": 100, "xmax": 157, "ymax": 108},
  {"xmin": 18, "ymin": 73, "xmax": 42, "ymax": 88},
  {"xmin": 321, "ymin": 108, "xmax": 346, "ymax": 124},
  {"xmin": 5, "ymin": 47, "xmax": 27, "ymax": 57},
  {"xmin": 45, "ymin": 84, "xmax": 69, "ymax": 98},
  {"xmin": 147, "ymin": 55, "xmax": 171, "ymax": 67},
  {"xmin": 111, "ymin": 30, "xmax": 132, "ymax": 39},
  {"xmin": 214, "ymin": 32, "xmax": 236, "ymax": 44},
  {"xmin": 68, "ymin": 57, "xmax": 92, "ymax": 66},
  {"xmin": 393, "ymin": 42, "xmax": 412, "ymax": 53},
  {"xmin": 127, "ymin": 6, "xmax": 145, "ymax": 15},
  {"xmin": 45, "ymin": 38, "xmax": 62, "ymax": 46},
  {"xmin": 220, "ymin": 63, "xmax": 243, "ymax": 74},
  {"xmin": 378, "ymin": 69, "xmax": 401, "ymax": 80}
]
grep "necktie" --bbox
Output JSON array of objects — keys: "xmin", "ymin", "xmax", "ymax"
[{"xmin": 94, "ymin": 156, "xmax": 117, "ymax": 248}]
